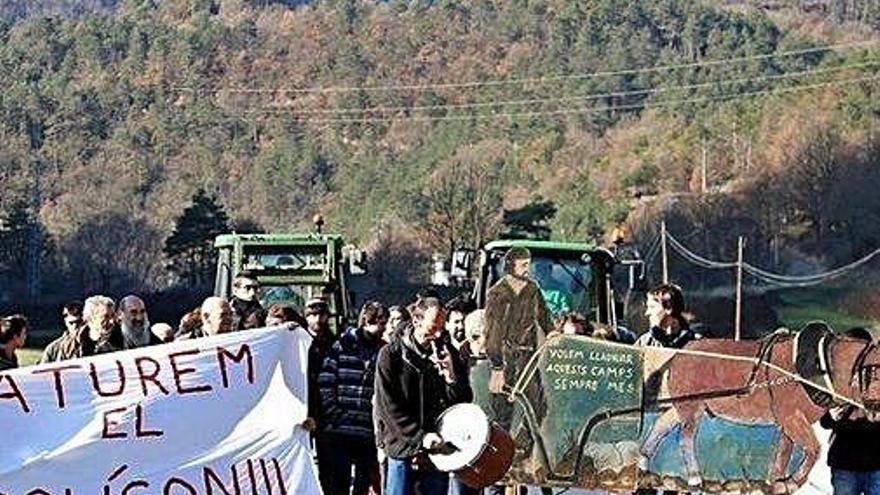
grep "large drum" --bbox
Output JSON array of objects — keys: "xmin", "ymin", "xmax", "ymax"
[{"xmin": 429, "ymin": 403, "xmax": 515, "ymax": 488}]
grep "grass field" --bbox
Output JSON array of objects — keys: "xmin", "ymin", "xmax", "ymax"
[
  {"xmin": 18, "ymin": 347, "xmax": 43, "ymax": 367},
  {"xmin": 776, "ymin": 304, "xmax": 880, "ymax": 332},
  {"xmin": 774, "ymin": 287, "xmax": 880, "ymax": 334}
]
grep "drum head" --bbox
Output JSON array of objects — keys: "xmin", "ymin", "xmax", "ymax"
[{"xmin": 429, "ymin": 403, "xmax": 491, "ymax": 472}]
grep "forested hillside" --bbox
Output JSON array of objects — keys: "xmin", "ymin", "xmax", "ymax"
[
  {"xmin": 0, "ymin": 0, "xmax": 878, "ymax": 310},
  {"xmin": 0, "ymin": 0, "xmax": 120, "ymax": 24}
]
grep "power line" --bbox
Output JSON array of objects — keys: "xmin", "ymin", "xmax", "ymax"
[
  {"xmin": 666, "ymin": 232, "xmax": 739, "ymax": 270},
  {"xmin": 173, "ymin": 39, "xmax": 878, "ymax": 95},
  {"xmin": 640, "ymin": 233, "xmax": 663, "ymax": 280},
  {"xmin": 247, "ymin": 74, "xmax": 880, "ymax": 124},
  {"xmin": 247, "ymin": 61, "xmax": 879, "ymax": 115},
  {"xmin": 665, "ymin": 230, "xmax": 880, "ymax": 288},
  {"xmin": 743, "ymin": 249, "xmax": 880, "ymax": 287}
]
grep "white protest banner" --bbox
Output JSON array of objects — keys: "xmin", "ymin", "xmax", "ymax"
[{"xmin": 1, "ymin": 325, "xmax": 320, "ymax": 495}]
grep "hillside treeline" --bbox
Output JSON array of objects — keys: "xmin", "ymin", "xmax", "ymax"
[{"xmin": 0, "ymin": 0, "xmax": 878, "ymax": 311}]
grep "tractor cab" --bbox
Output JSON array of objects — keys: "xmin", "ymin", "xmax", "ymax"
[
  {"xmin": 213, "ymin": 233, "xmax": 365, "ymax": 332},
  {"xmin": 468, "ymin": 240, "xmax": 619, "ymax": 326}
]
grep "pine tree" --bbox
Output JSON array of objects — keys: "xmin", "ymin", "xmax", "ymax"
[
  {"xmin": 0, "ymin": 199, "xmax": 34, "ymax": 278},
  {"xmin": 164, "ymin": 189, "xmax": 229, "ymax": 288},
  {"xmin": 501, "ymin": 198, "xmax": 557, "ymax": 240}
]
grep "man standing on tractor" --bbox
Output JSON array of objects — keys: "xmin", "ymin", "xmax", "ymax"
[{"xmin": 230, "ymin": 274, "xmax": 265, "ymax": 330}]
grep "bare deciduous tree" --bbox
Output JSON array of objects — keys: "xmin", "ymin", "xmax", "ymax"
[
  {"xmin": 778, "ymin": 124, "xmax": 843, "ymax": 243},
  {"xmin": 412, "ymin": 142, "xmax": 507, "ymax": 257}
]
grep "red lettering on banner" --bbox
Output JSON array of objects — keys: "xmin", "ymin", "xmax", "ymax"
[
  {"xmin": 272, "ymin": 458, "xmax": 288, "ymax": 495},
  {"xmin": 259, "ymin": 459, "xmax": 274, "ymax": 495},
  {"xmin": 135, "ymin": 356, "xmax": 170, "ymax": 397},
  {"xmin": 135, "ymin": 404, "xmax": 163, "ymax": 438},
  {"xmin": 246, "ymin": 459, "xmax": 258, "ymax": 495},
  {"xmin": 90, "ymin": 360, "xmax": 126, "ymax": 397},
  {"xmin": 32, "ymin": 364, "xmax": 80, "ymax": 409},
  {"xmin": 0, "ymin": 374, "xmax": 30, "ymax": 413},
  {"xmin": 121, "ymin": 481, "xmax": 149, "ymax": 495},
  {"xmin": 163, "ymin": 478, "xmax": 197, "ymax": 495},
  {"xmin": 169, "ymin": 349, "xmax": 213, "ymax": 395},
  {"xmin": 217, "ymin": 344, "xmax": 255, "ymax": 388},
  {"xmin": 5, "ymin": 457, "xmax": 292, "ymax": 495},
  {"xmin": 203, "ymin": 466, "xmax": 242, "ymax": 495},
  {"xmin": 102, "ymin": 406, "xmax": 128, "ymax": 439}
]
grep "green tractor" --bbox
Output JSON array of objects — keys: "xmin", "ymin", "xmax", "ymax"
[
  {"xmin": 458, "ymin": 239, "xmax": 639, "ymax": 330},
  {"xmin": 213, "ymin": 232, "xmax": 366, "ymax": 331}
]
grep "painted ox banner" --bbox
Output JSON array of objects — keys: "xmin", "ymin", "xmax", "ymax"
[
  {"xmin": 0, "ymin": 326, "xmax": 321, "ymax": 495},
  {"xmin": 472, "ymin": 326, "xmax": 880, "ymax": 494}
]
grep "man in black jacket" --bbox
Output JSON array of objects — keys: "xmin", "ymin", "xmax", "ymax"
[
  {"xmin": 374, "ymin": 297, "xmax": 472, "ymax": 495},
  {"xmin": 304, "ymin": 298, "xmax": 335, "ymax": 433},
  {"xmin": 821, "ymin": 404, "xmax": 880, "ymax": 495},
  {"xmin": 230, "ymin": 274, "xmax": 265, "ymax": 330},
  {"xmin": 820, "ymin": 327, "xmax": 880, "ymax": 495}
]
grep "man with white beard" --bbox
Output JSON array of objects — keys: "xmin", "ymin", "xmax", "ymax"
[
  {"xmin": 83, "ymin": 295, "xmax": 124, "ymax": 354},
  {"xmin": 118, "ymin": 295, "xmax": 161, "ymax": 348}
]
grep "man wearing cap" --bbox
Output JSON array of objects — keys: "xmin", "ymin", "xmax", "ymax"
[
  {"xmin": 304, "ymin": 298, "xmax": 336, "ymax": 434},
  {"xmin": 484, "ymin": 247, "xmax": 554, "ymax": 470}
]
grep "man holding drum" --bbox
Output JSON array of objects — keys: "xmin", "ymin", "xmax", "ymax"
[{"xmin": 374, "ymin": 297, "xmax": 473, "ymax": 495}]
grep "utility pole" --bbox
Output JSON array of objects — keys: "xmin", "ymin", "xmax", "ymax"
[
  {"xmin": 661, "ymin": 221, "xmax": 669, "ymax": 284},
  {"xmin": 701, "ymin": 137, "xmax": 708, "ymax": 194},
  {"xmin": 772, "ymin": 234, "xmax": 780, "ymax": 270},
  {"xmin": 732, "ymin": 120, "xmax": 739, "ymax": 170},
  {"xmin": 734, "ymin": 236, "xmax": 745, "ymax": 341},
  {"xmin": 745, "ymin": 137, "xmax": 752, "ymax": 172}
]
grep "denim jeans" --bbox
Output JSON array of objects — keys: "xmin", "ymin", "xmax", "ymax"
[
  {"xmin": 832, "ymin": 469, "xmax": 880, "ymax": 495},
  {"xmin": 385, "ymin": 457, "xmax": 449, "ymax": 495},
  {"xmin": 448, "ymin": 478, "xmax": 482, "ymax": 495}
]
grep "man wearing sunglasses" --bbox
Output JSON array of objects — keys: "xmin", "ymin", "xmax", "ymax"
[
  {"xmin": 230, "ymin": 274, "xmax": 266, "ymax": 330},
  {"xmin": 40, "ymin": 301, "xmax": 86, "ymax": 363}
]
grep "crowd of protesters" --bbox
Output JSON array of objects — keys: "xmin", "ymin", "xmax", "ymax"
[
  {"xmin": 2, "ymin": 263, "xmax": 875, "ymax": 495},
  {"xmin": 0, "ymin": 263, "xmax": 705, "ymax": 493}
]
